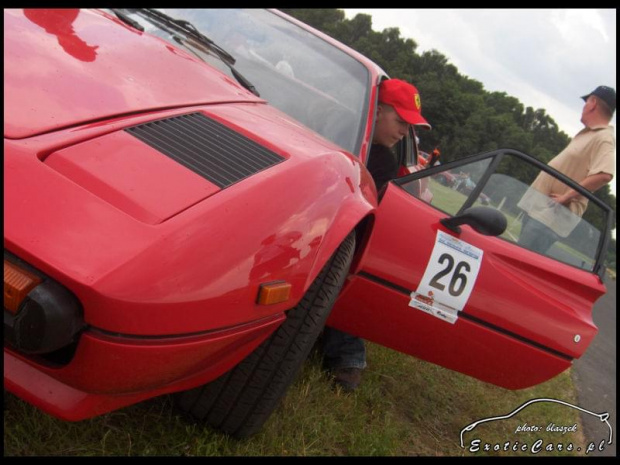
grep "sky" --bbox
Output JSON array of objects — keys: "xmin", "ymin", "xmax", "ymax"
[{"xmin": 343, "ymin": 9, "xmax": 616, "ymax": 195}]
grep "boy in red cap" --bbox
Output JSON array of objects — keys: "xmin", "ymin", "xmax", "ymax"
[
  {"xmin": 365, "ymin": 79, "xmax": 431, "ymax": 189},
  {"xmin": 322, "ymin": 78, "xmax": 431, "ymax": 391},
  {"xmin": 377, "ymin": 79, "xmax": 431, "ymax": 130}
]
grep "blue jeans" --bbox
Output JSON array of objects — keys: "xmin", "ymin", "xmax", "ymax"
[
  {"xmin": 518, "ymin": 214, "xmax": 561, "ymax": 254},
  {"xmin": 321, "ymin": 327, "xmax": 367, "ymax": 370}
]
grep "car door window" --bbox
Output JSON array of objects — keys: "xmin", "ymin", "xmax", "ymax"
[
  {"xmin": 411, "ymin": 158, "xmax": 493, "ymax": 215},
  {"xmin": 397, "ymin": 150, "xmax": 613, "ymax": 274}
]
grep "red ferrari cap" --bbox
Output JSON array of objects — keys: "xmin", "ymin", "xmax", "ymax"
[{"xmin": 379, "ymin": 79, "xmax": 431, "ymax": 129}]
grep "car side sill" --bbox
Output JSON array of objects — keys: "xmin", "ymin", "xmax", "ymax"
[{"xmin": 358, "ymin": 271, "xmax": 573, "ymax": 362}]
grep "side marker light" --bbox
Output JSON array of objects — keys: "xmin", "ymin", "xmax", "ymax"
[
  {"xmin": 4, "ymin": 260, "xmax": 41, "ymax": 314},
  {"xmin": 257, "ymin": 281, "xmax": 292, "ymax": 305}
]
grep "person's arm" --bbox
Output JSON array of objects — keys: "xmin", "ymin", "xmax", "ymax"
[{"xmin": 550, "ymin": 172, "xmax": 613, "ymax": 205}]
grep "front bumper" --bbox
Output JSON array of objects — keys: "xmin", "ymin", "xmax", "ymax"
[{"xmin": 4, "ymin": 313, "xmax": 283, "ymax": 420}]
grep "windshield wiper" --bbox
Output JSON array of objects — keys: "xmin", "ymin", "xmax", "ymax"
[
  {"xmin": 167, "ymin": 17, "xmax": 236, "ymax": 65},
  {"xmin": 109, "ymin": 9, "xmax": 144, "ymax": 32},
  {"xmin": 135, "ymin": 9, "xmax": 260, "ymax": 96}
]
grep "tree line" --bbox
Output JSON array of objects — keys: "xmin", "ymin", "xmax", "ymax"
[{"xmin": 283, "ymin": 9, "xmax": 616, "ymax": 270}]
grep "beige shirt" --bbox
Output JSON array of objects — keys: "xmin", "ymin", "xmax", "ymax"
[{"xmin": 518, "ymin": 124, "xmax": 615, "ymax": 236}]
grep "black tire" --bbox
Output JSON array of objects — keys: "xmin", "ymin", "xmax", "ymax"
[{"xmin": 174, "ymin": 232, "xmax": 356, "ymax": 438}]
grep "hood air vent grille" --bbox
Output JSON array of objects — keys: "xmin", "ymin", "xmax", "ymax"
[{"xmin": 125, "ymin": 112, "xmax": 284, "ymax": 188}]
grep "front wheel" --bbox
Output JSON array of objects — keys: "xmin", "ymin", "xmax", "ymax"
[{"xmin": 174, "ymin": 232, "xmax": 356, "ymax": 438}]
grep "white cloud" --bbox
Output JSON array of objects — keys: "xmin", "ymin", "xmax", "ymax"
[{"xmin": 552, "ymin": 9, "xmax": 610, "ymax": 44}]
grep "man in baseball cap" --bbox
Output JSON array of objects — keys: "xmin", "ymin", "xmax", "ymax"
[
  {"xmin": 581, "ymin": 85, "xmax": 615, "ymax": 115},
  {"xmin": 517, "ymin": 85, "xmax": 615, "ymax": 254}
]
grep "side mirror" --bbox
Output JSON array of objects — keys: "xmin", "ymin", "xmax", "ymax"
[{"xmin": 440, "ymin": 206, "xmax": 507, "ymax": 236}]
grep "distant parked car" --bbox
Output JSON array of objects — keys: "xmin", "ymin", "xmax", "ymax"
[{"xmin": 434, "ymin": 170, "xmax": 457, "ymax": 187}]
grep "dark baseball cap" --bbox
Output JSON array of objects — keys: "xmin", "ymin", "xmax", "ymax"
[{"xmin": 581, "ymin": 85, "xmax": 616, "ymax": 113}]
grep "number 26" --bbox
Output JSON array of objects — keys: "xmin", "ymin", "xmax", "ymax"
[{"xmin": 429, "ymin": 253, "xmax": 470, "ymax": 297}]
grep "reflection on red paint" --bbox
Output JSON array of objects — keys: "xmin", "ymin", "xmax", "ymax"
[
  {"xmin": 23, "ymin": 9, "xmax": 99, "ymax": 62},
  {"xmin": 250, "ymin": 232, "xmax": 303, "ymax": 281}
]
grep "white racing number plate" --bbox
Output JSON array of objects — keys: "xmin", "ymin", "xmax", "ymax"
[{"xmin": 409, "ymin": 231, "xmax": 483, "ymax": 324}]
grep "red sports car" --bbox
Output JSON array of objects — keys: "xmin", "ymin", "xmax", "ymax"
[{"xmin": 4, "ymin": 8, "xmax": 614, "ymax": 439}]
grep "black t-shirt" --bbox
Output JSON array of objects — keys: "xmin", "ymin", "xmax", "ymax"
[{"xmin": 366, "ymin": 144, "xmax": 399, "ymax": 191}]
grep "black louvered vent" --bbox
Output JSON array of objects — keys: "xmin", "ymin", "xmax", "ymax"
[{"xmin": 125, "ymin": 112, "xmax": 285, "ymax": 188}]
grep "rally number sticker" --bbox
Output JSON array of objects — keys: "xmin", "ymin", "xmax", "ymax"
[{"xmin": 409, "ymin": 231, "xmax": 483, "ymax": 324}]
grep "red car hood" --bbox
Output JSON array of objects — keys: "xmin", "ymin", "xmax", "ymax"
[{"xmin": 4, "ymin": 8, "xmax": 260, "ymax": 139}]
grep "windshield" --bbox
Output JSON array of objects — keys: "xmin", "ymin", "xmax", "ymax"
[{"xmin": 117, "ymin": 9, "xmax": 370, "ymax": 155}]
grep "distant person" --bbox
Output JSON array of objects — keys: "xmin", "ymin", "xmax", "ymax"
[
  {"xmin": 453, "ymin": 171, "xmax": 471, "ymax": 192},
  {"xmin": 429, "ymin": 147, "xmax": 441, "ymax": 167},
  {"xmin": 321, "ymin": 78, "xmax": 430, "ymax": 392},
  {"xmin": 518, "ymin": 86, "xmax": 615, "ymax": 254}
]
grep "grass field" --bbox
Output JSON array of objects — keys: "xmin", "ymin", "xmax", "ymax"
[{"xmin": 4, "ymin": 342, "xmax": 590, "ymax": 456}]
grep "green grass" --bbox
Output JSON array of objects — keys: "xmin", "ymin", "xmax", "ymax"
[
  {"xmin": 427, "ymin": 178, "xmax": 469, "ymax": 215},
  {"xmin": 4, "ymin": 343, "xmax": 589, "ymax": 456}
]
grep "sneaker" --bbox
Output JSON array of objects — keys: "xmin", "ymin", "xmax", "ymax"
[{"xmin": 332, "ymin": 367, "xmax": 363, "ymax": 392}]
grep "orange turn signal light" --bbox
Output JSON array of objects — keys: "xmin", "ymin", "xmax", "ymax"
[
  {"xmin": 257, "ymin": 281, "xmax": 292, "ymax": 306},
  {"xmin": 4, "ymin": 260, "xmax": 41, "ymax": 314}
]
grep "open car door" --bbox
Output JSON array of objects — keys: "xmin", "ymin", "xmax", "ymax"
[{"xmin": 328, "ymin": 149, "xmax": 614, "ymax": 389}]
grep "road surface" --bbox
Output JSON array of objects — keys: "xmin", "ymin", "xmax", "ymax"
[{"xmin": 572, "ymin": 273, "xmax": 616, "ymax": 457}]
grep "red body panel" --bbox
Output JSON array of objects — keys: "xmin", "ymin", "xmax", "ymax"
[
  {"xmin": 4, "ymin": 314, "xmax": 283, "ymax": 420},
  {"xmin": 329, "ymin": 276, "xmax": 571, "ymax": 389},
  {"xmin": 4, "ymin": 9, "xmax": 261, "ymax": 139},
  {"xmin": 328, "ymin": 184, "xmax": 604, "ymax": 388},
  {"xmin": 4, "ymin": 8, "xmax": 378, "ymax": 419},
  {"xmin": 5, "ymin": 103, "xmax": 375, "ymax": 337},
  {"xmin": 4, "ymin": 105, "xmax": 374, "ymax": 416},
  {"xmin": 44, "ymin": 130, "xmax": 222, "ymax": 224}
]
